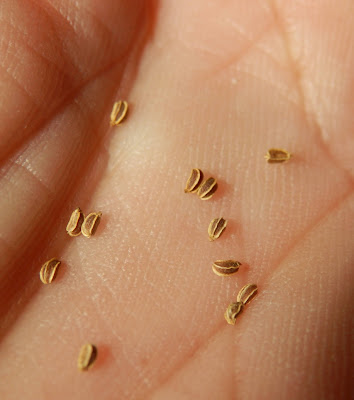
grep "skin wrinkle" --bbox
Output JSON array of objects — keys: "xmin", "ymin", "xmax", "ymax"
[
  {"xmin": 197, "ymin": 23, "xmax": 275, "ymax": 81},
  {"xmin": 0, "ymin": 15, "xmax": 71, "ymax": 82},
  {"xmin": 145, "ymin": 188, "xmax": 353, "ymax": 399},
  {"xmin": 0, "ymin": 62, "xmax": 40, "ymax": 107},
  {"xmin": 234, "ymin": 69, "xmax": 301, "ymax": 109}
]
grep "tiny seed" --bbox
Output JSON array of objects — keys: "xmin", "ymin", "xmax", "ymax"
[
  {"xmin": 224, "ymin": 302, "xmax": 244, "ymax": 325},
  {"xmin": 77, "ymin": 343, "xmax": 97, "ymax": 371},
  {"xmin": 265, "ymin": 148, "xmax": 291, "ymax": 163},
  {"xmin": 184, "ymin": 168, "xmax": 204, "ymax": 193},
  {"xmin": 212, "ymin": 260, "xmax": 241, "ymax": 276},
  {"xmin": 110, "ymin": 100, "xmax": 129, "ymax": 126},
  {"xmin": 236, "ymin": 283, "xmax": 258, "ymax": 305},
  {"xmin": 208, "ymin": 217, "xmax": 227, "ymax": 241},
  {"xmin": 197, "ymin": 177, "xmax": 217, "ymax": 200},
  {"xmin": 39, "ymin": 258, "xmax": 61, "ymax": 284},
  {"xmin": 66, "ymin": 207, "xmax": 85, "ymax": 237},
  {"xmin": 81, "ymin": 212, "xmax": 102, "ymax": 238}
]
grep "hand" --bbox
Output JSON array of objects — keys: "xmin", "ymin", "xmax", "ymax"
[{"xmin": 0, "ymin": 1, "xmax": 353, "ymax": 399}]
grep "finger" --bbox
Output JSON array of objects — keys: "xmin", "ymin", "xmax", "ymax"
[{"xmin": 0, "ymin": 0, "xmax": 150, "ymax": 331}]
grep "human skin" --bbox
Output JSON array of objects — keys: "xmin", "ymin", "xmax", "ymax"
[{"xmin": 0, "ymin": 0, "xmax": 353, "ymax": 399}]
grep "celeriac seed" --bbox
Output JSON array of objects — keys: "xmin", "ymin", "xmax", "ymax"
[
  {"xmin": 264, "ymin": 148, "xmax": 291, "ymax": 163},
  {"xmin": 77, "ymin": 343, "xmax": 97, "ymax": 371},
  {"xmin": 208, "ymin": 217, "xmax": 227, "ymax": 241},
  {"xmin": 39, "ymin": 258, "xmax": 61, "ymax": 284},
  {"xmin": 184, "ymin": 168, "xmax": 204, "ymax": 193},
  {"xmin": 110, "ymin": 100, "xmax": 128, "ymax": 126},
  {"xmin": 236, "ymin": 283, "xmax": 258, "ymax": 305},
  {"xmin": 81, "ymin": 212, "xmax": 102, "ymax": 238},
  {"xmin": 224, "ymin": 302, "xmax": 244, "ymax": 325},
  {"xmin": 197, "ymin": 177, "xmax": 217, "ymax": 200},
  {"xmin": 212, "ymin": 260, "xmax": 241, "ymax": 276},
  {"xmin": 66, "ymin": 207, "xmax": 85, "ymax": 237}
]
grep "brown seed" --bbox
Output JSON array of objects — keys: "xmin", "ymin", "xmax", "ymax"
[
  {"xmin": 110, "ymin": 100, "xmax": 129, "ymax": 126},
  {"xmin": 66, "ymin": 207, "xmax": 85, "ymax": 237},
  {"xmin": 77, "ymin": 344, "xmax": 97, "ymax": 371},
  {"xmin": 81, "ymin": 212, "xmax": 102, "ymax": 238},
  {"xmin": 236, "ymin": 283, "xmax": 258, "ymax": 305},
  {"xmin": 39, "ymin": 258, "xmax": 61, "ymax": 284},
  {"xmin": 184, "ymin": 168, "xmax": 204, "ymax": 193},
  {"xmin": 264, "ymin": 148, "xmax": 291, "ymax": 163},
  {"xmin": 212, "ymin": 260, "xmax": 241, "ymax": 276},
  {"xmin": 197, "ymin": 177, "xmax": 217, "ymax": 200},
  {"xmin": 224, "ymin": 302, "xmax": 244, "ymax": 325},
  {"xmin": 208, "ymin": 217, "xmax": 227, "ymax": 241}
]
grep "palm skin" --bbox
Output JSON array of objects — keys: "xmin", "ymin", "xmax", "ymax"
[{"xmin": 0, "ymin": 1, "xmax": 353, "ymax": 399}]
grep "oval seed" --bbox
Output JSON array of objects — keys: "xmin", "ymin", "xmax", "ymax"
[
  {"xmin": 77, "ymin": 343, "xmax": 97, "ymax": 371},
  {"xmin": 264, "ymin": 148, "xmax": 291, "ymax": 163},
  {"xmin": 197, "ymin": 177, "xmax": 217, "ymax": 200},
  {"xmin": 110, "ymin": 100, "xmax": 128, "ymax": 126},
  {"xmin": 212, "ymin": 260, "xmax": 241, "ymax": 277},
  {"xmin": 224, "ymin": 302, "xmax": 244, "ymax": 325},
  {"xmin": 208, "ymin": 217, "xmax": 227, "ymax": 241},
  {"xmin": 184, "ymin": 168, "xmax": 204, "ymax": 193},
  {"xmin": 236, "ymin": 283, "xmax": 258, "ymax": 305},
  {"xmin": 81, "ymin": 212, "xmax": 102, "ymax": 238},
  {"xmin": 66, "ymin": 207, "xmax": 85, "ymax": 237},
  {"xmin": 39, "ymin": 258, "xmax": 61, "ymax": 284}
]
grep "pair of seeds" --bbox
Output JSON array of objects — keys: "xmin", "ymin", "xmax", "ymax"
[
  {"xmin": 66, "ymin": 208, "xmax": 102, "ymax": 238},
  {"xmin": 184, "ymin": 168, "xmax": 218, "ymax": 200},
  {"xmin": 110, "ymin": 100, "xmax": 128, "ymax": 126},
  {"xmin": 224, "ymin": 283, "xmax": 258, "ymax": 325}
]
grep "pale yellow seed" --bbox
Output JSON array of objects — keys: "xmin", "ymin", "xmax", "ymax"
[
  {"xmin": 224, "ymin": 302, "xmax": 244, "ymax": 325},
  {"xmin": 39, "ymin": 258, "xmax": 61, "ymax": 284},
  {"xmin": 66, "ymin": 207, "xmax": 85, "ymax": 237},
  {"xmin": 236, "ymin": 283, "xmax": 258, "ymax": 305},
  {"xmin": 184, "ymin": 168, "xmax": 204, "ymax": 193},
  {"xmin": 212, "ymin": 260, "xmax": 241, "ymax": 276},
  {"xmin": 81, "ymin": 212, "xmax": 102, "ymax": 238},
  {"xmin": 208, "ymin": 217, "xmax": 227, "ymax": 241},
  {"xmin": 110, "ymin": 100, "xmax": 128, "ymax": 126},
  {"xmin": 197, "ymin": 177, "xmax": 217, "ymax": 200},
  {"xmin": 264, "ymin": 148, "xmax": 291, "ymax": 163},
  {"xmin": 77, "ymin": 343, "xmax": 97, "ymax": 371}
]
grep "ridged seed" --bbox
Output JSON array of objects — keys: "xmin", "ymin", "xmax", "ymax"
[{"xmin": 212, "ymin": 260, "xmax": 241, "ymax": 276}]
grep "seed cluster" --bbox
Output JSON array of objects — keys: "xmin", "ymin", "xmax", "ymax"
[
  {"xmin": 36, "ymin": 98, "xmax": 291, "ymax": 370},
  {"xmin": 66, "ymin": 208, "xmax": 102, "ymax": 238},
  {"xmin": 184, "ymin": 169, "xmax": 218, "ymax": 200},
  {"xmin": 184, "ymin": 167, "xmax": 261, "ymax": 325}
]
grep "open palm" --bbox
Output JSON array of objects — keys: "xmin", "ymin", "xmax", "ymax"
[{"xmin": 0, "ymin": 1, "xmax": 353, "ymax": 399}]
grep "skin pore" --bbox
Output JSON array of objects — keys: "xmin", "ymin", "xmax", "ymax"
[{"xmin": 0, "ymin": 1, "xmax": 353, "ymax": 399}]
